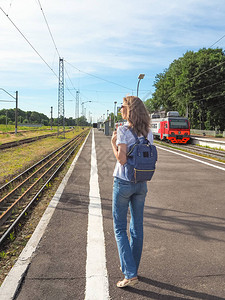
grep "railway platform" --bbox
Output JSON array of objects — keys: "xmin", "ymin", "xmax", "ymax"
[
  {"xmin": 1, "ymin": 129, "xmax": 225, "ymax": 300},
  {"xmin": 190, "ymin": 135, "xmax": 225, "ymax": 150}
]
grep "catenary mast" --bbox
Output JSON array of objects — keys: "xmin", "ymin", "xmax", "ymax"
[{"xmin": 57, "ymin": 58, "xmax": 65, "ymax": 137}]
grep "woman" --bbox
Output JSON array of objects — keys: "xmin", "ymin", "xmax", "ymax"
[{"xmin": 111, "ymin": 96, "xmax": 153, "ymax": 288}]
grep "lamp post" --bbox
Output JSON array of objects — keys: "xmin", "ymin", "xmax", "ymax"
[
  {"xmin": 137, "ymin": 74, "xmax": 145, "ymax": 97},
  {"xmin": 81, "ymin": 101, "xmax": 92, "ymax": 116},
  {"xmin": 89, "ymin": 111, "xmax": 92, "ymax": 124},
  {"xmin": 114, "ymin": 101, "xmax": 117, "ymax": 130},
  {"xmin": 0, "ymin": 88, "xmax": 18, "ymax": 134}
]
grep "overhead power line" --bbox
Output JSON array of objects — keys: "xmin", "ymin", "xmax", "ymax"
[
  {"xmin": 191, "ymin": 78, "xmax": 225, "ymax": 93},
  {"xmin": 65, "ymin": 60, "xmax": 133, "ymax": 91},
  {"xmin": 36, "ymin": 0, "xmax": 79, "ymax": 102},
  {"xmin": 209, "ymin": 33, "xmax": 225, "ymax": 48},
  {"xmin": 34, "ymin": 5, "xmax": 89, "ymax": 103},
  {"xmin": 36, "ymin": 0, "xmax": 60, "ymax": 57},
  {"xmin": 191, "ymin": 91, "xmax": 225, "ymax": 103},
  {"xmin": 64, "ymin": 67, "xmax": 78, "ymax": 99},
  {"xmin": 187, "ymin": 60, "xmax": 225, "ymax": 83},
  {"xmin": 0, "ymin": 6, "xmax": 58, "ymax": 78},
  {"xmin": 162, "ymin": 59, "xmax": 225, "ymax": 97}
]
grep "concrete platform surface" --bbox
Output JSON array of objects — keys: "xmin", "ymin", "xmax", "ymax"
[{"xmin": 1, "ymin": 129, "xmax": 225, "ymax": 300}]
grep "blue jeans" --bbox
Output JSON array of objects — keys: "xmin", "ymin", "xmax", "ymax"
[{"xmin": 112, "ymin": 177, "xmax": 148, "ymax": 279}]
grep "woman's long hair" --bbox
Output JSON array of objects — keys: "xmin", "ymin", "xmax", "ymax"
[{"xmin": 124, "ymin": 96, "xmax": 151, "ymax": 137}]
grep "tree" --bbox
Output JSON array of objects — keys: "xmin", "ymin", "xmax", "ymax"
[
  {"xmin": 149, "ymin": 48, "xmax": 225, "ymax": 130},
  {"xmin": 30, "ymin": 111, "xmax": 41, "ymax": 123},
  {"xmin": 0, "ymin": 115, "xmax": 7, "ymax": 124},
  {"xmin": 76, "ymin": 116, "xmax": 89, "ymax": 126}
]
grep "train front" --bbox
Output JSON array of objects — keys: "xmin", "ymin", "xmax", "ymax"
[{"xmin": 167, "ymin": 116, "xmax": 190, "ymax": 143}]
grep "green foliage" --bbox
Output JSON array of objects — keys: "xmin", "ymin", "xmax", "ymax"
[
  {"xmin": 145, "ymin": 48, "xmax": 225, "ymax": 131},
  {"xmin": 0, "ymin": 115, "xmax": 7, "ymax": 124},
  {"xmin": 0, "ymin": 251, "xmax": 7, "ymax": 258},
  {"xmin": 0, "ymin": 108, "xmax": 92, "ymax": 128},
  {"xmin": 9, "ymin": 232, "xmax": 15, "ymax": 241},
  {"xmin": 106, "ymin": 112, "xmax": 122, "ymax": 128},
  {"xmin": 75, "ymin": 116, "xmax": 89, "ymax": 126}
]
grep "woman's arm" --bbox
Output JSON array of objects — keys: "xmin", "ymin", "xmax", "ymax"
[{"xmin": 111, "ymin": 131, "xmax": 127, "ymax": 165}]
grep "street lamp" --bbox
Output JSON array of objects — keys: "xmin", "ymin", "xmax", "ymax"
[
  {"xmin": 0, "ymin": 88, "xmax": 18, "ymax": 134},
  {"xmin": 89, "ymin": 111, "xmax": 92, "ymax": 124},
  {"xmin": 137, "ymin": 74, "xmax": 145, "ymax": 97},
  {"xmin": 81, "ymin": 101, "xmax": 92, "ymax": 116}
]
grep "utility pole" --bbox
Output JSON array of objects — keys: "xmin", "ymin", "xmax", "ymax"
[
  {"xmin": 15, "ymin": 91, "xmax": 18, "ymax": 134},
  {"xmin": 0, "ymin": 88, "xmax": 18, "ymax": 134},
  {"xmin": 57, "ymin": 58, "xmax": 65, "ymax": 138},
  {"xmin": 50, "ymin": 106, "xmax": 53, "ymax": 130},
  {"xmin": 75, "ymin": 90, "xmax": 79, "ymax": 119},
  {"xmin": 81, "ymin": 101, "xmax": 91, "ymax": 118}
]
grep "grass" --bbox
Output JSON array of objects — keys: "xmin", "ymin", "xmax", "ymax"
[
  {"xmin": 154, "ymin": 140, "xmax": 225, "ymax": 163},
  {"xmin": 0, "ymin": 127, "xmax": 88, "ymax": 185},
  {"xmin": 0, "ymin": 125, "xmax": 66, "ymax": 144},
  {"xmin": 0, "ymin": 124, "xmax": 51, "ymax": 133},
  {"xmin": 0, "ymin": 128, "xmax": 89, "ymax": 286},
  {"xmin": 196, "ymin": 144, "xmax": 225, "ymax": 152},
  {"xmin": 0, "ymin": 126, "xmax": 88, "ymax": 144}
]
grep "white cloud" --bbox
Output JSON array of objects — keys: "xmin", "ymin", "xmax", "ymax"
[{"xmin": 0, "ymin": 0, "xmax": 225, "ymax": 118}]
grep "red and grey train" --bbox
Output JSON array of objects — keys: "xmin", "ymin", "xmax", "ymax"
[{"xmin": 151, "ymin": 111, "xmax": 190, "ymax": 144}]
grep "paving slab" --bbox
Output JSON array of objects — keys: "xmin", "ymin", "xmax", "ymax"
[
  {"xmin": 1, "ymin": 129, "xmax": 224, "ymax": 300},
  {"xmin": 14, "ymin": 132, "xmax": 92, "ymax": 300},
  {"xmin": 96, "ymin": 130, "xmax": 225, "ymax": 300}
]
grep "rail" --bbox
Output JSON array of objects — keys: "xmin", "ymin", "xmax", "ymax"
[
  {"xmin": 0, "ymin": 129, "xmax": 73, "ymax": 150},
  {"xmin": 0, "ymin": 129, "xmax": 89, "ymax": 245},
  {"xmin": 155, "ymin": 141, "xmax": 225, "ymax": 161}
]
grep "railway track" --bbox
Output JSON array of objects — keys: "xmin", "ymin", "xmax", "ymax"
[
  {"xmin": 156, "ymin": 141, "xmax": 225, "ymax": 161},
  {"xmin": 0, "ymin": 129, "xmax": 89, "ymax": 245},
  {"xmin": 0, "ymin": 129, "xmax": 73, "ymax": 150}
]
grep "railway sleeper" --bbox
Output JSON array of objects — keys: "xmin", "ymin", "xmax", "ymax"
[{"xmin": 0, "ymin": 130, "xmax": 89, "ymax": 243}]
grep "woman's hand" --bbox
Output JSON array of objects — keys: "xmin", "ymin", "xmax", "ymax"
[
  {"xmin": 111, "ymin": 130, "xmax": 117, "ymax": 145},
  {"xmin": 111, "ymin": 130, "xmax": 127, "ymax": 165}
]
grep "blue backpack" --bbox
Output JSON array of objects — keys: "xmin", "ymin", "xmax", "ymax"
[{"xmin": 125, "ymin": 129, "xmax": 157, "ymax": 183}]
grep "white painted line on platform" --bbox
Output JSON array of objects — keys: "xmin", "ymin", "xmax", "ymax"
[
  {"xmin": 157, "ymin": 145, "xmax": 225, "ymax": 171},
  {"xmin": 85, "ymin": 129, "xmax": 109, "ymax": 300},
  {"xmin": 0, "ymin": 132, "xmax": 90, "ymax": 300}
]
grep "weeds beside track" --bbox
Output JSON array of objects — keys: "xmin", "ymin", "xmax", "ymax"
[
  {"xmin": 155, "ymin": 140, "xmax": 225, "ymax": 162},
  {"xmin": 0, "ymin": 129, "xmax": 89, "ymax": 246}
]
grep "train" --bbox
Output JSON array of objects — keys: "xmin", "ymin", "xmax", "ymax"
[{"xmin": 151, "ymin": 111, "xmax": 190, "ymax": 144}]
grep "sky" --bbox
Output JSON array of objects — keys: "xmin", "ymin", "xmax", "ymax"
[{"xmin": 0, "ymin": 0, "xmax": 225, "ymax": 123}]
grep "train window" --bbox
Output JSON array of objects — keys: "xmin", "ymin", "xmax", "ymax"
[{"xmin": 169, "ymin": 119, "xmax": 189, "ymax": 129}]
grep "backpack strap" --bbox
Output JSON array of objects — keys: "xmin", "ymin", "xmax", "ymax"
[
  {"xmin": 129, "ymin": 127, "xmax": 151, "ymax": 144},
  {"xmin": 129, "ymin": 127, "xmax": 139, "ymax": 143},
  {"xmin": 127, "ymin": 128, "xmax": 151, "ymax": 157}
]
